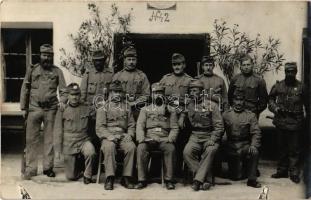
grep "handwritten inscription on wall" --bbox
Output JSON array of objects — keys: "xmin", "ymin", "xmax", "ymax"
[{"xmin": 149, "ymin": 10, "xmax": 170, "ymax": 22}]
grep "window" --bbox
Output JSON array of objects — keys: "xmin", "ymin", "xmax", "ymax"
[{"xmin": 1, "ymin": 24, "xmax": 53, "ymax": 103}]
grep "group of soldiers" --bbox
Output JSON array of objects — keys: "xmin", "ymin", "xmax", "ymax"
[{"xmin": 20, "ymin": 43, "xmax": 307, "ymax": 192}]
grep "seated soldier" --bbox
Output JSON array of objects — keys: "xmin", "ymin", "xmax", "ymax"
[
  {"xmin": 182, "ymin": 79, "xmax": 224, "ymax": 191},
  {"xmin": 54, "ymin": 83, "xmax": 96, "ymax": 184},
  {"xmin": 96, "ymin": 81, "xmax": 136, "ymax": 190},
  {"xmin": 222, "ymin": 89, "xmax": 262, "ymax": 188},
  {"xmin": 135, "ymin": 83, "xmax": 179, "ymax": 190}
]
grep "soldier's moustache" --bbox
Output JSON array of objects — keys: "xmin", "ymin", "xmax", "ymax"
[{"xmin": 154, "ymin": 96, "xmax": 165, "ymax": 106}]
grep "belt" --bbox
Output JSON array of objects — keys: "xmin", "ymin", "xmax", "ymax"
[
  {"xmin": 147, "ymin": 127, "xmax": 168, "ymax": 133},
  {"xmin": 192, "ymin": 127, "xmax": 212, "ymax": 132},
  {"xmin": 38, "ymin": 101, "xmax": 51, "ymax": 109},
  {"xmin": 228, "ymin": 137, "xmax": 249, "ymax": 142},
  {"xmin": 107, "ymin": 127, "xmax": 124, "ymax": 132}
]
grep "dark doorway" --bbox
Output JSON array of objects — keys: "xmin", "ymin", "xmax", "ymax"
[{"xmin": 114, "ymin": 33, "xmax": 209, "ymax": 83}]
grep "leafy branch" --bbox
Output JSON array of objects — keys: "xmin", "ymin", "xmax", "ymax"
[{"xmin": 59, "ymin": 3, "xmax": 132, "ymax": 77}]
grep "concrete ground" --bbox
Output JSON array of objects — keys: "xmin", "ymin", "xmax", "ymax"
[{"xmin": 0, "ymin": 152, "xmax": 306, "ymax": 200}]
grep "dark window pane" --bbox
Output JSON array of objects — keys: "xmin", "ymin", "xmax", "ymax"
[
  {"xmin": 4, "ymin": 55, "xmax": 26, "ymax": 78},
  {"xmin": 31, "ymin": 29, "xmax": 53, "ymax": 54},
  {"xmin": 2, "ymin": 29, "xmax": 26, "ymax": 53},
  {"xmin": 32, "ymin": 55, "xmax": 40, "ymax": 65},
  {"xmin": 5, "ymin": 79, "xmax": 23, "ymax": 102}
]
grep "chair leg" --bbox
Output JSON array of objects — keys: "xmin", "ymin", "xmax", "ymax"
[
  {"xmin": 161, "ymin": 156, "xmax": 165, "ymax": 188},
  {"xmin": 96, "ymin": 151, "xmax": 102, "ymax": 184}
]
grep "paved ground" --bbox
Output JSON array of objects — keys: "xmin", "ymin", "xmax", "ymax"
[{"xmin": 0, "ymin": 152, "xmax": 306, "ymax": 200}]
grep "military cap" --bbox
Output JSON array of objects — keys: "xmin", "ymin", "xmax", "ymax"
[
  {"xmin": 40, "ymin": 44, "xmax": 53, "ymax": 54},
  {"xmin": 233, "ymin": 88, "xmax": 245, "ymax": 99},
  {"xmin": 172, "ymin": 53, "xmax": 185, "ymax": 63},
  {"xmin": 284, "ymin": 62, "xmax": 297, "ymax": 71},
  {"xmin": 109, "ymin": 80, "xmax": 123, "ymax": 92},
  {"xmin": 189, "ymin": 79, "xmax": 204, "ymax": 89},
  {"xmin": 201, "ymin": 56, "xmax": 215, "ymax": 64},
  {"xmin": 67, "ymin": 83, "xmax": 81, "ymax": 95},
  {"xmin": 123, "ymin": 45, "xmax": 137, "ymax": 57},
  {"xmin": 92, "ymin": 49, "xmax": 107, "ymax": 60},
  {"xmin": 151, "ymin": 82, "xmax": 164, "ymax": 92}
]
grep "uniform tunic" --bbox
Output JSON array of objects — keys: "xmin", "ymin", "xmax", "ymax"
[
  {"xmin": 228, "ymin": 73, "xmax": 268, "ymax": 116},
  {"xmin": 96, "ymin": 101, "xmax": 136, "ymax": 177},
  {"xmin": 20, "ymin": 63, "xmax": 67, "ymax": 175},
  {"xmin": 183, "ymin": 100, "xmax": 224, "ymax": 183},
  {"xmin": 54, "ymin": 104, "xmax": 95, "ymax": 179},
  {"xmin": 136, "ymin": 104, "xmax": 179, "ymax": 181},
  {"xmin": 197, "ymin": 74, "xmax": 229, "ymax": 111},
  {"xmin": 223, "ymin": 109, "xmax": 261, "ymax": 180}
]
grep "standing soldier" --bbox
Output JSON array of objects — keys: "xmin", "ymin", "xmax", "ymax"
[
  {"xmin": 268, "ymin": 62, "xmax": 307, "ymax": 183},
  {"xmin": 112, "ymin": 45, "xmax": 150, "ymax": 120},
  {"xmin": 197, "ymin": 56, "xmax": 229, "ymax": 111},
  {"xmin": 159, "ymin": 53, "xmax": 193, "ymax": 175},
  {"xmin": 228, "ymin": 55, "xmax": 268, "ymax": 118},
  {"xmin": 20, "ymin": 44, "xmax": 67, "ymax": 180},
  {"xmin": 135, "ymin": 83, "xmax": 179, "ymax": 190},
  {"xmin": 223, "ymin": 89, "xmax": 262, "ymax": 188},
  {"xmin": 96, "ymin": 81, "xmax": 136, "ymax": 190},
  {"xmin": 182, "ymin": 79, "xmax": 224, "ymax": 191},
  {"xmin": 80, "ymin": 50, "xmax": 113, "ymax": 144},
  {"xmin": 54, "ymin": 83, "xmax": 96, "ymax": 184}
]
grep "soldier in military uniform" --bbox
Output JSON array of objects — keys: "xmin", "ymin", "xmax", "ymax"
[
  {"xmin": 80, "ymin": 50, "xmax": 113, "ymax": 147},
  {"xmin": 20, "ymin": 44, "xmax": 67, "ymax": 179},
  {"xmin": 268, "ymin": 62, "xmax": 307, "ymax": 183},
  {"xmin": 223, "ymin": 89, "xmax": 262, "ymax": 188},
  {"xmin": 112, "ymin": 45, "xmax": 150, "ymax": 120},
  {"xmin": 96, "ymin": 81, "xmax": 136, "ymax": 190},
  {"xmin": 135, "ymin": 83, "xmax": 179, "ymax": 190},
  {"xmin": 182, "ymin": 79, "xmax": 224, "ymax": 191},
  {"xmin": 228, "ymin": 55, "xmax": 268, "ymax": 118},
  {"xmin": 54, "ymin": 83, "xmax": 96, "ymax": 184},
  {"xmin": 159, "ymin": 53, "xmax": 193, "ymax": 175},
  {"xmin": 197, "ymin": 56, "xmax": 229, "ymax": 111}
]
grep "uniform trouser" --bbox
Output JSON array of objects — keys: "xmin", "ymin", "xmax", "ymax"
[
  {"xmin": 183, "ymin": 140, "xmax": 219, "ymax": 183},
  {"xmin": 227, "ymin": 145, "xmax": 259, "ymax": 181},
  {"xmin": 25, "ymin": 109, "xmax": 57, "ymax": 175},
  {"xmin": 101, "ymin": 139, "xmax": 136, "ymax": 177},
  {"xmin": 137, "ymin": 142, "xmax": 176, "ymax": 181},
  {"xmin": 276, "ymin": 128, "xmax": 301, "ymax": 176},
  {"xmin": 64, "ymin": 141, "xmax": 96, "ymax": 180}
]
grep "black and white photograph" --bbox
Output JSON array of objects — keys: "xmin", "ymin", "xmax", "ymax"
[{"xmin": 1, "ymin": 1, "xmax": 311, "ymax": 199}]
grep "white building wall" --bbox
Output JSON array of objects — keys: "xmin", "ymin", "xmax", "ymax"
[{"xmin": 1, "ymin": 1, "xmax": 307, "ymax": 126}]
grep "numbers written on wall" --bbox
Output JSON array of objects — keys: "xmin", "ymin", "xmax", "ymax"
[{"xmin": 149, "ymin": 10, "xmax": 170, "ymax": 22}]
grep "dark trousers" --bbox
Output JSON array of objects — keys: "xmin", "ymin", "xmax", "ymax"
[
  {"xmin": 227, "ymin": 145, "xmax": 259, "ymax": 181},
  {"xmin": 137, "ymin": 141, "xmax": 176, "ymax": 181},
  {"xmin": 64, "ymin": 141, "xmax": 96, "ymax": 180},
  {"xmin": 276, "ymin": 128, "xmax": 301, "ymax": 175},
  {"xmin": 183, "ymin": 140, "xmax": 219, "ymax": 183}
]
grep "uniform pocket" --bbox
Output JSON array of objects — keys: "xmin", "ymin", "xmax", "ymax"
[
  {"xmin": 31, "ymin": 74, "xmax": 40, "ymax": 89},
  {"xmin": 48, "ymin": 74, "xmax": 58, "ymax": 89},
  {"xmin": 88, "ymin": 82, "xmax": 97, "ymax": 94}
]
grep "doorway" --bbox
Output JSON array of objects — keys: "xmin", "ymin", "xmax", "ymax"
[{"xmin": 113, "ymin": 33, "xmax": 210, "ymax": 83}]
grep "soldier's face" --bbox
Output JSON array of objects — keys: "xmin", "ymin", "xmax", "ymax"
[
  {"xmin": 40, "ymin": 53, "xmax": 53, "ymax": 68},
  {"xmin": 240, "ymin": 59, "xmax": 253, "ymax": 75},
  {"xmin": 124, "ymin": 56, "xmax": 137, "ymax": 70},
  {"xmin": 233, "ymin": 98, "xmax": 244, "ymax": 110},
  {"xmin": 93, "ymin": 59, "xmax": 105, "ymax": 71},
  {"xmin": 68, "ymin": 93, "xmax": 80, "ymax": 105},
  {"xmin": 190, "ymin": 87, "xmax": 202, "ymax": 99},
  {"xmin": 285, "ymin": 68, "xmax": 297, "ymax": 79},
  {"xmin": 172, "ymin": 61, "xmax": 185, "ymax": 75},
  {"xmin": 202, "ymin": 62, "xmax": 215, "ymax": 76}
]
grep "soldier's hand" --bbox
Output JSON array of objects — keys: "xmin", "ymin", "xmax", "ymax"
[
  {"xmin": 178, "ymin": 118, "xmax": 185, "ymax": 129},
  {"xmin": 168, "ymin": 135, "xmax": 176, "ymax": 143},
  {"xmin": 107, "ymin": 135, "xmax": 117, "ymax": 142},
  {"xmin": 55, "ymin": 151, "xmax": 61, "ymax": 160},
  {"xmin": 248, "ymin": 146, "xmax": 258, "ymax": 156},
  {"xmin": 58, "ymin": 102, "xmax": 66, "ymax": 112},
  {"xmin": 206, "ymin": 140, "xmax": 215, "ymax": 146},
  {"xmin": 21, "ymin": 110, "xmax": 28, "ymax": 119},
  {"xmin": 122, "ymin": 134, "xmax": 133, "ymax": 143}
]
